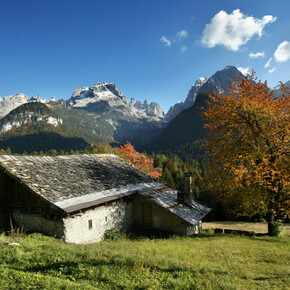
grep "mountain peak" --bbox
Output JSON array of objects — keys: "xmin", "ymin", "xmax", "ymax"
[
  {"xmin": 224, "ymin": 65, "xmax": 238, "ymax": 70},
  {"xmin": 93, "ymin": 81, "xmax": 111, "ymax": 87},
  {"xmin": 165, "ymin": 66, "xmax": 242, "ymax": 121},
  {"xmin": 68, "ymin": 82, "xmax": 164, "ymax": 119},
  {"xmin": 0, "ymin": 93, "xmax": 50, "ymax": 119}
]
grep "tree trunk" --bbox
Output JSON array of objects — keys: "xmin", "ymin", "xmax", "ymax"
[{"xmin": 267, "ymin": 212, "xmax": 275, "ymax": 236}]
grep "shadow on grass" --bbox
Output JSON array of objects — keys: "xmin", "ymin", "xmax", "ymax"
[
  {"xmin": 15, "ymin": 254, "xmax": 228, "ymax": 281},
  {"xmin": 124, "ymin": 229, "xmax": 216, "ymax": 241},
  {"xmin": 241, "ymin": 276, "xmax": 285, "ymax": 281}
]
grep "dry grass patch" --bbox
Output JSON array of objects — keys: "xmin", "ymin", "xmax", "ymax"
[{"xmin": 203, "ymin": 221, "xmax": 290, "ymax": 235}]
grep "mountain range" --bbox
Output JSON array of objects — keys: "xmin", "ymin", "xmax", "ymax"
[{"xmin": 0, "ymin": 66, "xmax": 287, "ymax": 156}]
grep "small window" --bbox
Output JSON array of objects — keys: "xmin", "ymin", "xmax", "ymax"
[
  {"xmin": 88, "ymin": 219, "xmax": 93, "ymax": 230},
  {"xmin": 105, "ymin": 216, "xmax": 107, "ymax": 222}
]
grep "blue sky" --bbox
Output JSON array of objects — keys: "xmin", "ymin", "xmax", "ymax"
[{"xmin": 0, "ymin": 0, "xmax": 289, "ymax": 113}]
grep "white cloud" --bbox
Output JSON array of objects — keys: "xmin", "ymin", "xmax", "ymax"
[
  {"xmin": 237, "ymin": 66, "xmax": 250, "ymax": 75},
  {"xmin": 269, "ymin": 67, "xmax": 276, "ymax": 73},
  {"xmin": 274, "ymin": 41, "xmax": 290, "ymax": 62},
  {"xmin": 201, "ymin": 9, "xmax": 277, "ymax": 51},
  {"xmin": 249, "ymin": 51, "xmax": 265, "ymax": 58},
  {"xmin": 265, "ymin": 57, "xmax": 272, "ymax": 68},
  {"xmin": 160, "ymin": 36, "xmax": 171, "ymax": 47},
  {"xmin": 181, "ymin": 46, "xmax": 187, "ymax": 53},
  {"xmin": 176, "ymin": 30, "xmax": 188, "ymax": 40}
]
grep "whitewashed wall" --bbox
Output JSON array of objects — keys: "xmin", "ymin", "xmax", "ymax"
[{"xmin": 63, "ymin": 200, "xmax": 133, "ymax": 244}]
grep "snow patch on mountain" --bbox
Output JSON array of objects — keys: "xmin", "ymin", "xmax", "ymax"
[
  {"xmin": 69, "ymin": 82, "xmax": 164, "ymax": 119},
  {"xmin": 0, "ymin": 94, "xmax": 57, "ymax": 119},
  {"xmin": 0, "ymin": 111, "xmax": 62, "ymax": 132}
]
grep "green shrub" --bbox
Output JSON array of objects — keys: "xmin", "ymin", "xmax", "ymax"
[
  {"xmin": 104, "ymin": 229, "xmax": 123, "ymax": 241},
  {"xmin": 270, "ymin": 220, "xmax": 284, "ymax": 237}
]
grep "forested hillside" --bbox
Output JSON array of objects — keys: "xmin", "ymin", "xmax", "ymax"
[{"xmin": 143, "ymin": 91, "xmax": 212, "ymax": 161}]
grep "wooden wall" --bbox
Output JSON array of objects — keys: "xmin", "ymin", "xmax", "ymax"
[{"xmin": 0, "ymin": 170, "xmax": 62, "ymax": 215}]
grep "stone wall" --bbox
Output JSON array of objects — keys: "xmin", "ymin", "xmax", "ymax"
[
  {"xmin": 186, "ymin": 221, "xmax": 202, "ymax": 235},
  {"xmin": 132, "ymin": 195, "xmax": 199, "ymax": 235},
  {"xmin": 8, "ymin": 194, "xmax": 202, "ymax": 243},
  {"xmin": 12, "ymin": 211, "xmax": 64, "ymax": 238},
  {"xmin": 63, "ymin": 199, "xmax": 133, "ymax": 244}
]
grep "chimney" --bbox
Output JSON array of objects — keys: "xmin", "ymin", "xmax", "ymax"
[
  {"xmin": 177, "ymin": 173, "xmax": 193, "ymax": 207},
  {"xmin": 184, "ymin": 173, "xmax": 193, "ymax": 207}
]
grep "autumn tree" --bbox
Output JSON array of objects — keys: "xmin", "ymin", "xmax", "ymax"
[
  {"xmin": 86, "ymin": 142, "xmax": 115, "ymax": 154},
  {"xmin": 201, "ymin": 72, "xmax": 289, "ymax": 235},
  {"xmin": 117, "ymin": 142, "xmax": 161, "ymax": 178}
]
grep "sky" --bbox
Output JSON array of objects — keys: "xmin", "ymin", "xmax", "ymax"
[{"xmin": 0, "ymin": 0, "xmax": 289, "ymax": 113}]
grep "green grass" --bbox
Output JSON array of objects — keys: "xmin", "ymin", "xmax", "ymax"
[{"xmin": 0, "ymin": 231, "xmax": 289, "ymax": 289}]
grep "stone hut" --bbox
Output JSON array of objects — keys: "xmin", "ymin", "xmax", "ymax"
[{"xmin": 0, "ymin": 154, "xmax": 210, "ymax": 244}]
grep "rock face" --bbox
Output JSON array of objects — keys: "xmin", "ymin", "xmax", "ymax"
[
  {"xmin": 0, "ymin": 93, "xmax": 30, "ymax": 119},
  {"xmin": 0, "ymin": 103, "xmax": 62, "ymax": 132},
  {"xmin": 68, "ymin": 82, "xmax": 164, "ymax": 119},
  {"xmin": 130, "ymin": 98, "xmax": 164, "ymax": 118},
  {"xmin": 0, "ymin": 93, "xmax": 59, "ymax": 119},
  {"xmin": 68, "ymin": 82, "xmax": 128, "ymax": 111},
  {"xmin": 0, "ymin": 113, "xmax": 62, "ymax": 132},
  {"xmin": 198, "ymin": 65, "xmax": 242, "ymax": 95},
  {"xmin": 184, "ymin": 77, "xmax": 208, "ymax": 108},
  {"xmin": 165, "ymin": 66, "xmax": 243, "ymax": 120},
  {"xmin": 165, "ymin": 101, "xmax": 186, "ymax": 121},
  {"xmin": 166, "ymin": 77, "xmax": 208, "ymax": 120}
]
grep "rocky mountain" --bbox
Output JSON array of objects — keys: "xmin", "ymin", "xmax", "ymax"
[
  {"xmin": 0, "ymin": 82, "xmax": 166, "ymax": 153},
  {"xmin": 144, "ymin": 66, "xmax": 245, "ymax": 160},
  {"xmin": 130, "ymin": 98, "xmax": 164, "ymax": 118},
  {"xmin": 166, "ymin": 77, "xmax": 207, "ymax": 120},
  {"xmin": 0, "ymin": 93, "xmax": 57, "ymax": 119},
  {"xmin": 273, "ymin": 80, "xmax": 290, "ymax": 97},
  {"xmin": 0, "ymin": 103, "xmax": 88, "ymax": 153},
  {"xmin": 0, "ymin": 103, "xmax": 62, "ymax": 132},
  {"xmin": 165, "ymin": 66, "xmax": 243, "ymax": 120},
  {"xmin": 0, "ymin": 66, "xmax": 271, "ymax": 155},
  {"xmin": 143, "ymin": 91, "xmax": 209, "ymax": 161},
  {"xmin": 68, "ymin": 82, "xmax": 164, "ymax": 119},
  {"xmin": 198, "ymin": 65, "xmax": 242, "ymax": 95},
  {"xmin": 183, "ymin": 77, "xmax": 208, "ymax": 108}
]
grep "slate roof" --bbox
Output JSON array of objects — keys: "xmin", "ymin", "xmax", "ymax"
[
  {"xmin": 0, "ymin": 154, "xmax": 210, "ymax": 224},
  {"xmin": 0, "ymin": 154, "xmax": 152, "ymax": 204},
  {"xmin": 138, "ymin": 186, "xmax": 211, "ymax": 225}
]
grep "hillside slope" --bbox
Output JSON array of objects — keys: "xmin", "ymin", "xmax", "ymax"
[
  {"xmin": 143, "ymin": 91, "xmax": 211, "ymax": 160},
  {"xmin": 0, "ymin": 103, "xmax": 88, "ymax": 153}
]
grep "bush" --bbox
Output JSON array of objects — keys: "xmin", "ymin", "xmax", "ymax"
[
  {"xmin": 104, "ymin": 229, "xmax": 123, "ymax": 241},
  {"xmin": 270, "ymin": 220, "xmax": 284, "ymax": 237}
]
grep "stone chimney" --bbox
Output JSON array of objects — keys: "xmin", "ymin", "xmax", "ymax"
[{"xmin": 177, "ymin": 173, "xmax": 193, "ymax": 207}]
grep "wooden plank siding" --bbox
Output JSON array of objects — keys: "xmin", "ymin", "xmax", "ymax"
[{"xmin": 0, "ymin": 170, "xmax": 63, "ymax": 216}]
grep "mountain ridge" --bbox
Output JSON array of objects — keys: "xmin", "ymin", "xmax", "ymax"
[
  {"xmin": 165, "ymin": 66, "xmax": 243, "ymax": 121},
  {"xmin": 0, "ymin": 66, "xmax": 287, "ymax": 154}
]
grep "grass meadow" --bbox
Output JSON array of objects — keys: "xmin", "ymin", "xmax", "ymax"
[{"xmin": 0, "ymin": 227, "xmax": 289, "ymax": 289}]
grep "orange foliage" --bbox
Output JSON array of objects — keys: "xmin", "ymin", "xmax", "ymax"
[
  {"xmin": 201, "ymin": 72, "xmax": 290, "ymax": 221},
  {"xmin": 117, "ymin": 142, "xmax": 161, "ymax": 178}
]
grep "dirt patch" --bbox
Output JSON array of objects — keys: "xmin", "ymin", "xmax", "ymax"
[{"xmin": 203, "ymin": 221, "xmax": 290, "ymax": 235}]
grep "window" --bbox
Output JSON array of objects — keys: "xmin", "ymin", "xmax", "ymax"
[
  {"xmin": 88, "ymin": 219, "xmax": 93, "ymax": 230},
  {"xmin": 105, "ymin": 216, "xmax": 107, "ymax": 222}
]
